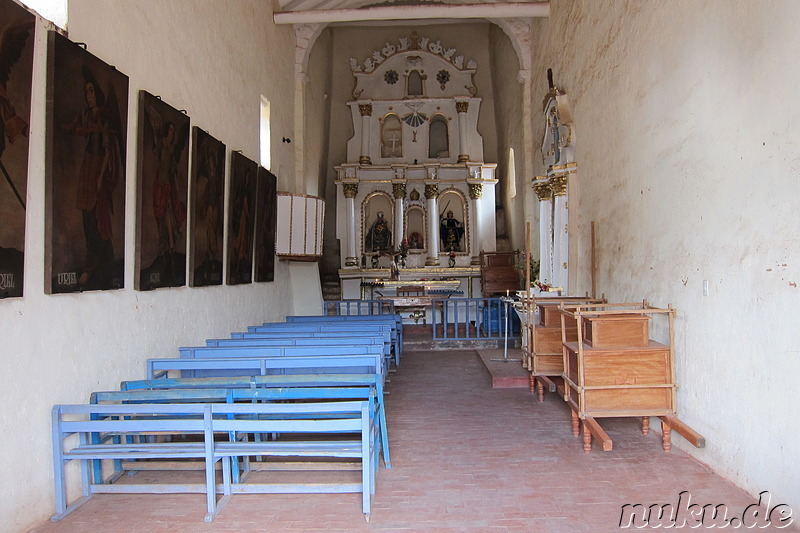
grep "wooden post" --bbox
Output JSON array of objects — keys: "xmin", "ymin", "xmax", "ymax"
[{"xmin": 590, "ymin": 221, "xmax": 596, "ymax": 299}]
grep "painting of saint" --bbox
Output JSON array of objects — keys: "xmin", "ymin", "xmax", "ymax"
[
  {"xmin": 188, "ymin": 127, "xmax": 225, "ymax": 287},
  {"xmin": 253, "ymin": 166, "xmax": 277, "ymax": 283},
  {"xmin": 46, "ymin": 31, "xmax": 128, "ymax": 294},
  {"xmin": 0, "ymin": 0, "xmax": 34, "ymax": 299},
  {"xmin": 135, "ymin": 91, "xmax": 190, "ymax": 290},
  {"xmin": 226, "ymin": 151, "xmax": 257, "ymax": 285}
]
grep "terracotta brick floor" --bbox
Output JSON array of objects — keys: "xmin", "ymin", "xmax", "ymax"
[{"xmin": 31, "ymin": 349, "xmax": 797, "ymax": 532}]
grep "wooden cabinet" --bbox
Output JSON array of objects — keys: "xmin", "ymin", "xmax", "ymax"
[
  {"xmin": 479, "ymin": 251, "xmax": 519, "ymax": 297},
  {"xmin": 560, "ymin": 302, "xmax": 705, "ymax": 454},
  {"xmin": 522, "ymin": 297, "xmax": 603, "ymax": 402}
]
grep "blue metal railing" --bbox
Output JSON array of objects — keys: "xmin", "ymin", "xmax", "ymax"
[
  {"xmin": 431, "ymin": 297, "xmax": 521, "ymax": 341},
  {"xmin": 323, "ymin": 299, "xmax": 395, "ymax": 316}
]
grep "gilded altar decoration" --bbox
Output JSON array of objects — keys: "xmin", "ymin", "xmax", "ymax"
[
  {"xmin": 468, "ymin": 183, "xmax": 483, "ymax": 200},
  {"xmin": 533, "ymin": 181, "xmax": 553, "ymax": 201},
  {"xmin": 392, "ymin": 183, "xmax": 406, "ymax": 199},
  {"xmin": 384, "ymin": 70, "xmax": 398, "ymax": 85},
  {"xmin": 424, "ymin": 183, "xmax": 439, "ymax": 199},
  {"xmin": 343, "ymin": 183, "xmax": 359, "ymax": 198},
  {"xmin": 358, "ymin": 103, "xmax": 373, "ymax": 117},
  {"xmin": 455, "ymin": 100, "xmax": 469, "ymax": 114},
  {"xmin": 436, "ymin": 69, "xmax": 450, "ymax": 90}
]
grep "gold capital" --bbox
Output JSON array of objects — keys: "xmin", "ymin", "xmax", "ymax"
[
  {"xmin": 533, "ymin": 182, "xmax": 552, "ymax": 201},
  {"xmin": 550, "ymin": 175, "xmax": 568, "ymax": 197},
  {"xmin": 359, "ymin": 103, "xmax": 373, "ymax": 117},
  {"xmin": 468, "ymin": 183, "xmax": 483, "ymax": 200},
  {"xmin": 343, "ymin": 183, "xmax": 359, "ymax": 198},
  {"xmin": 425, "ymin": 184, "xmax": 439, "ymax": 200},
  {"xmin": 455, "ymin": 101, "xmax": 469, "ymax": 114},
  {"xmin": 392, "ymin": 183, "xmax": 407, "ymax": 199}
]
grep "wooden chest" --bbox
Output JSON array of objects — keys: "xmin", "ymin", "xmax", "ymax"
[
  {"xmin": 563, "ymin": 340, "xmax": 675, "ymax": 417},
  {"xmin": 531, "ymin": 325, "xmax": 575, "ymax": 375},
  {"xmin": 538, "ymin": 303, "xmax": 578, "ymax": 328},
  {"xmin": 582, "ymin": 314, "xmax": 650, "ymax": 348}
]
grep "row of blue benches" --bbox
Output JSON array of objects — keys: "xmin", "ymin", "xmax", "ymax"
[{"xmin": 51, "ymin": 313, "xmax": 403, "ymax": 522}]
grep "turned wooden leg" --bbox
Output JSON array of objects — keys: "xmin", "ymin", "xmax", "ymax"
[
  {"xmin": 641, "ymin": 416, "xmax": 650, "ymax": 435},
  {"xmin": 582, "ymin": 421, "xmax": 592, "ymax": 453},
  {"xmin": 529, "ymin": 373, "xmax": 536, "ymax": 394},
  {"xmin": 662, "ymin": 420, "xmax": 672, "ymax": 452},
  {"xmin": 537, "ymin": 380, "xmax": 545, "ymax": 402},
  {"xmin": 571, "ymin": 410, "xmax": 580, "ymax": 437}
]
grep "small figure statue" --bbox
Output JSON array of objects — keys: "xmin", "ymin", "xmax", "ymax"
[
  {"xmin": 440, "ymin": 210, "xmax": 464, "ymax": 252},
  {"xmin": 365, "ymin": 211, "xmax": 392, "ymax": 252}
]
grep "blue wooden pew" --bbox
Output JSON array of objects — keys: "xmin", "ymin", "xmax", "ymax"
[
  {"xmin": 52, "ymin": 400, "xmax": 378, "ymax": 522},
  {"xmin": 205, "ymin": 335, "xmax": 385, "ymax": 349},
  {"xmin": 147, "ymin": 353, "xmax": 383, "ymax": 380},
  {"xmin": 120, "ymin": 373, "xmax": 391, "ymax": 469},
  {"xmin": 285, "ymin": 314, "xmax": 403, "ymax": 363},
  {"xmin": 90, "ymin": 385, "xmax": 391, "ymax": 470},
  {"xmin": 175, "ymin": 344, "xmax": 386, "ymax": 377},
  {"xmin": 245, "ymin": 323, "xmax": 397, "ymax": 365}
]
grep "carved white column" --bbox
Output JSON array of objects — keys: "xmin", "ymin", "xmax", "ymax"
[
  {"xmin": 343, "ymin": 183, "xmax": 359, "ymax": 267},
  {"xmin": 425, "ymin": 183, "xmax": 440, "ymax": 266},
  {"xmin": 358, "ymin": 102, "xmax": 372, "ymax": 165},
  {"xmin": 468, "ymin": 182, "xmax": 483, "ymax": 265},
  {"xmin": 550, "ymin": 174, "xmax": 568, "ymax": 292},
  {"xmin": 455, "ymin": 100, "xmax": 470, "ymax": 163},
  {"xmin": 392, "ymin": 181, "xmax": 406, "ymax": 249},
  {"xmin": 533, "ymin": 180, "xmax": 553, "ymax": 285}
]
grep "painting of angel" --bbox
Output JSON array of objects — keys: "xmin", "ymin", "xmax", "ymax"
[
  {"xmin": 0, "ymin": 0, "xmax": 34, "ymax": 299},
  {"xmin": 226, "ymin": 151, "xmax": 256, "ymax": 286},
  {"xmin": 45, "ymin": 31, "xmax": 128, "ymax": 294},
  {"xmin": 253, "ymin": 166, "xmax": 276, "ymax": 283},
  {"xmin": 188, "ymin": 127, "xmax": 225, "ymax": 287},
  {"xmin": 135, "ymin": 90, "xmax": 190, "ymax": 290}
]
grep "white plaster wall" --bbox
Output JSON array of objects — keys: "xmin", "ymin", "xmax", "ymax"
[
  {"xmin": 531, "ymin": 0, "xmax": 800, "ymax": 511},
  {"xmin": 2, "ymin": 2, "xmax": 297, "ymax": 530},
  {"xmin": 488, "ymin": 24, "xmax": 526, "ymax": 250}
]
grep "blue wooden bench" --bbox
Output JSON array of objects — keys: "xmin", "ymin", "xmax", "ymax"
[
  {"xmin": 176, "ymin": 344, "xmax": 386, "ymax": 378},
  {"xmin": 147, "ymin": 353, "xmax": 383, "ymax": 380},
  {"xmin": 205, "ymin": 335, "xmax": 385, "ymax": 349},
  {"xmin": 119, "ymin": 373, "xmax": 390, "ymax": 469},
  {"xmin": 90, "ymin": 385, "xmax": 391, "ymax": 469},
  {"xmin": 245, "ymin": 323, "xmax": 398, "ymax": 365},
  {"xmin": 52, "ymin": 400, "xmax": 378, "ymax": 522},
  {"xmin": 285, "ymin": 314, "xmax": 403, "ymax": 360}
]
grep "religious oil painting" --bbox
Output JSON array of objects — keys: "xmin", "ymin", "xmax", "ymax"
[
  {"xmin": 45, "ymin": 31, "xmax": 128, "ymax": 294},
  {"xmin": 0, "ymin": 0, "xmax": 35, "ymax": 298},
  {"xmin": 362, "ymin": 192, "xmax": 393, "ymax": 255},
  {"xmin": 226, "ymin": 151, "xmax": 257, "ymax": 285},
  {"xmin": 135, "ymin": 91, "xmax": 190, "ymax": 290},
  {"xmin": 188, "ymin": 127, "xmax": 225, "ymax": 287},
  {"xmin": 253, "ymin": 166, "xmax": 277, "ymax": 283}
]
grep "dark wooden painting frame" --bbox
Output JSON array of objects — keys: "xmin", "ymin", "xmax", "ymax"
[
  {"xmin": 134, "ymin": 90, "xmax": 190, "ymax": 291},
  {"xmin": 45, "ymin": 31, "xmax": 128, "ymax": 294},
  {"xmin": 226, "ymin": 151, "xmax": 256, "ymax": 286},
  {"xmin": 0, "ymin": 0, "xmax": 35, "ymax": 298},
  {"xmin": 253, "ymin": 166, "xmax": 277, "ymax": 283},
  {"xmin": 188, "ymin": 127, "xmax": 225, "ymax": 287}
]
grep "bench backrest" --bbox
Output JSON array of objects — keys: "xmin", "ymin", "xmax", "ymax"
[
  {"xmin": 121, "ymin": 373, "xmax": 381, "ymax": 391},
  {"xmin": 179, "ymin": 344, "xmax": 384, "ymax": 359},
  {"xmin": 147, "ymin": 354, "xmax": 382, "ymax": 380},
  {"xmin": 91, "ymin": 386, "xmax": 374, "ymax": 404},
  {"xmin": 206, "ymin": 335, "xmax": 385, "ymax": 349}
]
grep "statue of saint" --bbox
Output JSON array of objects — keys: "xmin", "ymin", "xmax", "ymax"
[
  {"xmin": 366, "ymin": 211, "xmax": 392, "ymax": 252},
  {"xmin": 440, "ymin": 210, "xmax": 464, "ymax": 252}
]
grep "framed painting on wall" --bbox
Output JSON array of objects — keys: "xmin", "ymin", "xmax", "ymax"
[
  {"xmin": 0, "ymin": 0, "xmax": 35, "ymax": 298},
  {"xmin": 45, "ymin": 31, "xmax": 128, "ymax": 294},
  {"xmin": 134, "ymin": 90, "xmax": 190, "ymax": 291},
  {"xmin": 188, "ymin": 127, "xmax": 225, "ymax": 287},
  {"xmin": 226, "ymin": 151, "xmax": 256, "ymax": 285},
  {"xmin": 253, "ymin": 166, "xmax": 277, "ymax": 283}
]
